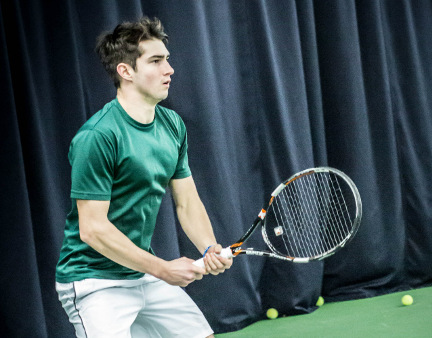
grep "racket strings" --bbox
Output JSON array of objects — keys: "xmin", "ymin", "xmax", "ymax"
[
  {"xmin": 273, "ymin": 177, "xmax": 324, "ymax": 258},
  {"xmin": 315, "ymin": 175, "xmax": 350, "ymax": 251},
  {"xmin": 299, "ymin": 175, "xmax": 332, "ymax": 254},
  {"xmin": 307, "ymin": 172, "xmax": 353, "ymax": 254},
  {"xmin": 313, "ymin": 175, "xmax": 343, "ymax": 250},
  {"xmin": 274, "ymin": 189, "xmax": 309, "ymax": 257},
  {"xmin": 285, "ymin": 177, "xmax": 327, "ymax": 257},
  {"xmin": 268, "ymin": 171, "xmax": 355, "ymax": 258},
  {"xmin": 324, "ymin": 174, "xmax": 352, "ymax": 242},
  {"xmin": 302, "ymin": 176, "xmax": 332, "ymax": 254},
  {"xmin": 281, "ymin": 183, "xmax": 321, "ymax": 258}
]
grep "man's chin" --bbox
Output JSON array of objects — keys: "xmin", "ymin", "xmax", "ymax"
[{"xmin": 158, "ymin": 93, "xmax": 169, "ymax": 102}]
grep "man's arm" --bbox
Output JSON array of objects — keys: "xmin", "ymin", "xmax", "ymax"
[
  {"xmin": 77, "ymin": 199, "xmax": 206, "ymax": 287},
  {"xmin": 169, "ymin": 176, "xmax": 233, "ymax": 275}
]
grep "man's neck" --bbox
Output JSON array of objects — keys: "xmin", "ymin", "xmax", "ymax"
[{"xmin": 117, "ymin": 88, "xmax": 157, "ymax": 124}]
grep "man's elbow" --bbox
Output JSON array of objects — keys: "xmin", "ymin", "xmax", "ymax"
[{"xmin": 79, "ymin": 221, "xmax": 100, "ymax": 245}]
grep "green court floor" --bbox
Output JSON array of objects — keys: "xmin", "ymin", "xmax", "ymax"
[{"xmin": 216, "ymin": 286, "xmax": 432, "ymax": 338}]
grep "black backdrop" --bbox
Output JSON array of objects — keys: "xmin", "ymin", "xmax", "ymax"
[{"xmin": 1, "ymin": 0, "xmax": 432, "ymax": 337}]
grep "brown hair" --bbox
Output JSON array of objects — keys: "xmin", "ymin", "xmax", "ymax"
[{"xmin": 96, "ymin": 17, "xmax": 168, "ymax": 88}]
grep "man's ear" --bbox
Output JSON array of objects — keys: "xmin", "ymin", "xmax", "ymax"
[{"xmin": 116, "ymin": 63, "xmax": 133, "ymax": 83}]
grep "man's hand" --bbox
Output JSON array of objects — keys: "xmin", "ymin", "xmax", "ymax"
[
  {"xmin": 157, "ymin": 257, "xmax": 207, "ymax": 287},
  {"xmin": 203, "ymin": 244, "xmax": 233, "ymax": 275}
]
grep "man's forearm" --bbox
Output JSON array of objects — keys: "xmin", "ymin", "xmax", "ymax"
[
  {"xmin": 79, "ymin": 218, "xmax": 166, "ymax": 277},
  {"xmin": 176, "ymin": 199, "xmax": 218, "ymax": 254}
]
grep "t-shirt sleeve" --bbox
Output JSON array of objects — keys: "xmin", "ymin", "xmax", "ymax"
[
  {"xmin": 69, "ymin": 130, "xmax": 114, "ymax": 200},
  {"xmin": 172, "ymin": 119, "xmax": 192, "ymax": 179}
]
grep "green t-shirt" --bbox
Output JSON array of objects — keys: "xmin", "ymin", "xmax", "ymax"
[{"xmin": 56, "ymin": 98, "xmax": 191, "ymax": 282}]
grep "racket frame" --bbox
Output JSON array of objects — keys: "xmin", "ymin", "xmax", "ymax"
[{"xmin": 226, "ymin": 167, "xmax": 362, "ymax": 263}]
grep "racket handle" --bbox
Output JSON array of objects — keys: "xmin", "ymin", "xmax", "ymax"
[{"xmin": 193, "ymin": 247, "xmax": 233, "ymax": 268}]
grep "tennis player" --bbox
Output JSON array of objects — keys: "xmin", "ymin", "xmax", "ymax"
[{"xmin": 55, "ymin": 17, "xmax": 232, "ymax": 337}]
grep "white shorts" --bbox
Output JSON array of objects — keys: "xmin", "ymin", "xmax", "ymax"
[{"xmin": 56, "ymin": 274, "xmax": 213, "ymax": 338}]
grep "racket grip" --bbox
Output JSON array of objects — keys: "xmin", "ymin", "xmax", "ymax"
[{"xmin": 193, "ymin": 247, "xmax": 233, "ymax": 268}]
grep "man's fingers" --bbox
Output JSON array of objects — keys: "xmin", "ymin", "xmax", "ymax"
[
  {"xmin": 204, "ymin": 253, "xmax": 228, "ymax": 275},
  {"xmin": 217, "ymin": 256, "xmax": 233, "ymax": 269},
  {"xmin": 211, "ymin": 244, "xmax": 223, "ymax": 254},
  {"xmin": 191, "ymin": 264, "xmax": 206, "ymax": 275},
  {"xmin": 205, "ymin": 254, "xmax": 219, "ymax": 271}
]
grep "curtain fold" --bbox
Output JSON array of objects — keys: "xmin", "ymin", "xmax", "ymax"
[{"xmin": 1, "ymin": 0, "xmax": 432, "ymax": 336}]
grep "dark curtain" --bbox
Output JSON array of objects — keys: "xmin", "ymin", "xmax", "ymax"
[{"xmin": 1, "ymin": 0, "xmax": 432, "ymax": 336}]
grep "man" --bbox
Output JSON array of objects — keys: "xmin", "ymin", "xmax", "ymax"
[{"xmin": 56, "ymin": 17, "xmax": 232, "ymax": 337}]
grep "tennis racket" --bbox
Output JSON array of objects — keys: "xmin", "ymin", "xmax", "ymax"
[{"xmin": 194, "ymin": 167, "xmax": 362, "ymax": 267}]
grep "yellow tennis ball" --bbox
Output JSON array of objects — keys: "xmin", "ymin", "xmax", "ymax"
[
  {"xmin": 401, "ymin": 295, "xmax": 413, "ymax": 306},
  {"xmin": 266, "ymin": 308, "xmax": 278, "ymax": 319},
  {"xmin": 316, "ymin": 296, "xmax": 325, "ymax": 307}
]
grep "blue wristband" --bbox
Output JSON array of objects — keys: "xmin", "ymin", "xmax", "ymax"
[{"xmin": 203, "ymin": 245, "xmax": 213, "ymax": 257}]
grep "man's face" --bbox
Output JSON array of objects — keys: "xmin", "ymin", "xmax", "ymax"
[{"xmin": 131, "ymin": 39, "xmax": 174, "ymax": 105}]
